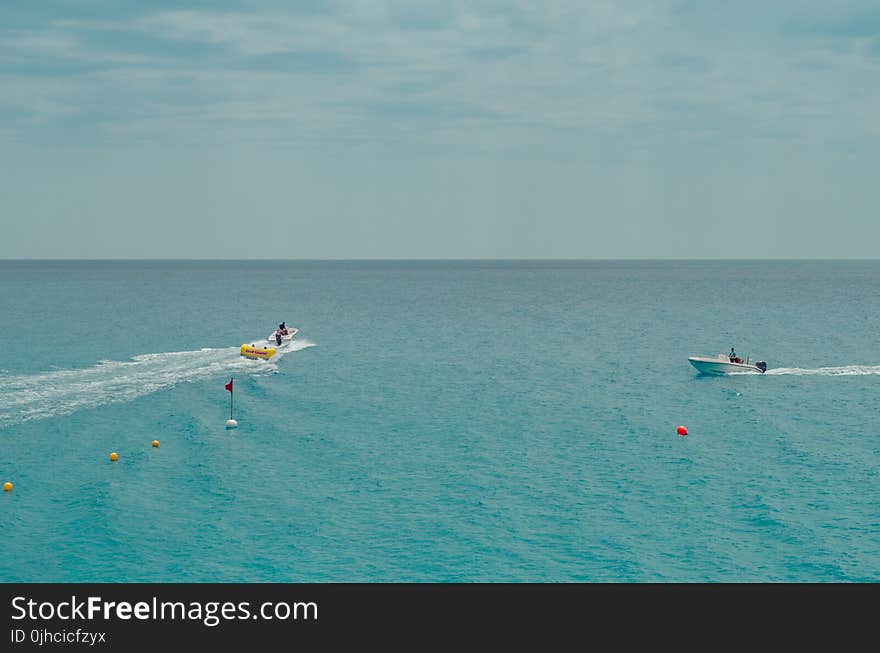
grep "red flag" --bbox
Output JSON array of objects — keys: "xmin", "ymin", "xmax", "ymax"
[{"xmin": 225, "ymin": 378, "xmax": 233, "ymax": 393}]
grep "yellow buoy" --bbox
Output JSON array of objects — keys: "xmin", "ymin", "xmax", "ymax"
[
  {"xmin": 152, "ymin": 440, "xmax": 159, "ymax": 448},
  {"xmin": 109, "ymin": 452, "xmax": 119, "ymax": 461},
  {"xmin": 3, "ymin": 482, "xmax": 11, "ymax": 492}
]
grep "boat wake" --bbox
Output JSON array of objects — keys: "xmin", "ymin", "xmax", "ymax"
[
  {"xmin": 0, "ymin": 340, "xmax": 315, "ymax": 428},
  {"xmin": 283, "ymin": 338, "xmax": 316, "ymax": 353},
  {"xmin": 765, "ymin": 365, "xmax": 880, "ymax": 376}
]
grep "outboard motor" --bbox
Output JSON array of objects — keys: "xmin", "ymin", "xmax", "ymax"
[
  {"xmin": 275, "ymin": 332, "xmax": 282, "ymax": 346},
  {"xmin": 755, "ymin": 361, "xmax": 767, "ymax": 373}
]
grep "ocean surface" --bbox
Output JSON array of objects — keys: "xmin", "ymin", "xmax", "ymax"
[{"xmin": 1, "ymin": 260, "xmax": 878, "ymax": 582}]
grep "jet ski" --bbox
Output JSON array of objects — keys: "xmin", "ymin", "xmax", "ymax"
[{"xmin": 689, "ymin": 354, "xmax": 767, "ymax": 374}]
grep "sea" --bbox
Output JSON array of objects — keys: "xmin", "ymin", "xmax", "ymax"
[{"xmin": 1, "ymin": 260, "xmax": 878, "ymax": 582}]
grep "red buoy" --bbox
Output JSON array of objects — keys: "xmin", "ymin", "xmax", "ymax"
[{"xmin": 677, "ymin": 425, "xmax": 688, "ymax": 436}]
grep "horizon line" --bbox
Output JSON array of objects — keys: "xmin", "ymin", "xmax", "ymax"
[{"xmin": 1, "ymin": 257, "xmax": 879, "ymax": 262}]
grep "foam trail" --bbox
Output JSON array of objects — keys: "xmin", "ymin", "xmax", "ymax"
[
  {"xmin": 0, "ymin": 341, "xmax": 308, "ymax": 427},
  {"xmin": 766, "ymin": 365, "xmax": 880, "ymax": 376},
  {"xmin": 289, "ymin": 339, "xmax": 316, "ymax": 352}
]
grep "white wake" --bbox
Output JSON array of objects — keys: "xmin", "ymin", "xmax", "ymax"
[
  {"xmin": 765, "ymin": 365, "xmax": 880, "ymax": 376},
  {"xmin": 0, "ymin": 339, "xmax": 315, "ymax": 427}
]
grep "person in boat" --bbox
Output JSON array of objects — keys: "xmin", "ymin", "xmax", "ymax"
[
  {"xmin": 279, "ymin": 322, "xmax": 288, "ymax": 336},
  {"xmin": 729, "ymin": 347, "xmax": 737, "ymax": 362}
]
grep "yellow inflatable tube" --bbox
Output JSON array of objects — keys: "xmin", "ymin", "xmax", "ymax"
[{"xmin": 240, "ymin": 344, "xmax": 276, "ymax": 360}]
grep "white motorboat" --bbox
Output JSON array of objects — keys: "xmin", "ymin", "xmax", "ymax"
[
  {"xmin": 268, "ymin": 327, "xmax": 298, "ymax": 344},
  {"xmin": 688, "ymin": 354, "xmax": 767, "ymax": 375}
]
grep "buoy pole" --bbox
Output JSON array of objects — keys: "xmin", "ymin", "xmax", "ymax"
[
  {"xmin": 225, "ymin": 376, "xmax": 234, "ymax": 419},
  {"xmin": 225, "ymin": 376, "xmax": 238, "ymax": 429}
]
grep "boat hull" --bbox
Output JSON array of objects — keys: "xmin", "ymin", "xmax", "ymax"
[{"xmin": 688, "ymin": 356, "xmax": 765, "ymax": 374}]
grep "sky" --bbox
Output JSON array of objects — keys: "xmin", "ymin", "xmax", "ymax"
[{"xmin": 1, "ymin": 0, "xmax": 879, "ymax": 259}]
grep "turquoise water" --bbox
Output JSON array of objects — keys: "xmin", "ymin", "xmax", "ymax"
[{"xmin": 1, "ymin": 260, "xmax": 878, "ymax": 582}]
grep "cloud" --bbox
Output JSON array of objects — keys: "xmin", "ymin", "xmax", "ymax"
[
  {"xmin": 784, "ymin": 5, "xmax": 880, "ymax": 39},
  {"xmin": 0, "ymin": 1, "xmax": 878, "ymax": 152}
]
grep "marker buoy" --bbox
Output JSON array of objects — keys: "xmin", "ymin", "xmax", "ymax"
[
  {"xmin": 3, "ymin": 482, "xmax": 11, "ymax": 492},
  {"xmin": 109, "ymin": 452, "xmax": 119, "ymax": 461},
  {"xmin": 152, "ymin": 440, "xmax": 159, "ymax": 448},
  {"xmin": 677, "ymin": 425, "xmax": 688, "ymax": 436},
  {"xmin": 225, "ymin": 377, "xmax": 236, "ymax": 428}
]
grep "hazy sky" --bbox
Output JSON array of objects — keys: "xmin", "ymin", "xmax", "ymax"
[{"xmin": 1, "ymin": 1, "xmax": 878, "ymax": 258}]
